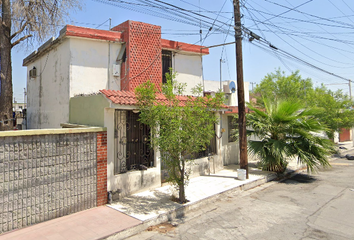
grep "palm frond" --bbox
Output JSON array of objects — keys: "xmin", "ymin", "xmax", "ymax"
[{"xmin": 247, "ymin": 99, "xmax": 334, "ymax": 173}]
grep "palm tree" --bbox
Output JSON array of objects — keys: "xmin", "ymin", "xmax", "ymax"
[{"xmin": 247, "ymin": 99, "xmax": 335, "ymax": 173}]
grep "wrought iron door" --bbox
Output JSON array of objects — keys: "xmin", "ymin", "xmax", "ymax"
[{"xmin": 115, "ymin": 110, "xmax": 154, "ymax": 174}]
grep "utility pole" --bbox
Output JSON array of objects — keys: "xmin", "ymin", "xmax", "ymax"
[{"xmin": 233, "ymin": 0, "xmax": 248, "ymax": 178}]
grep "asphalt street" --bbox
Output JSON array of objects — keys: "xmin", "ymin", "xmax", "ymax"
[{"xmin": 126, "ymin": 156, "xmax": 354, "ymax": 240}]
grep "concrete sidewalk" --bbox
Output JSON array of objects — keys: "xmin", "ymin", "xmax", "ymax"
[
  {"xmin": 2, "ymin": 140, "xmax": 350, "ymax": 240},
  {"xmin": 0, "ymin": 164, "xmax": 282, "ymax": 240}
]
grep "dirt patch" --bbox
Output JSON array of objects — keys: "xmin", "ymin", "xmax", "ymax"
[
  {"xmin": 170, "ymin": 195, "xmax": 190, "ymax": 204},
  {"xmin": 147, "ymin": 222, "xmax": 176, "ymax": 234}
]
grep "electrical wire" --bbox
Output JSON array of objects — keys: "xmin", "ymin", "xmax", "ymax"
[
  {"xmin": 283, "ymin": 0, "xmax": 354, "ymax": 59},
  {"xmin": 327, "ymin": 0, "xmax": 354, "ymax": 25},
  {"xmin": 248, "ymin": 0, "xmax": 313, "ymax": 29},
  {"xmin": 245, "ymin": 1, "xmax": 354, "ymax": 68},
  {"xmin": 243, "ymin": 4, "xmax": 293, "ymax": 72},
  {"xmin": 201, "ymin": 0, "xmax": 227, "ymax": 45},
  {"xmin": 245, "ymin": 3, "xmax": 354, "ymax": 30},
  {"xmin": 263, "ymin": 0, "xmax": 354, "ymax": 28}
]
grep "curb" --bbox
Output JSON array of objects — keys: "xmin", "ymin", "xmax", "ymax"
[{"xmin": 103, "ymin": 172, "xmax": 277, "ymax": 240}]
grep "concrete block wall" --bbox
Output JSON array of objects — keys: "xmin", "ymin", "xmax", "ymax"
[{"xmin": 0, "ymin": 128, "xmax": 107, "ymax": 234}]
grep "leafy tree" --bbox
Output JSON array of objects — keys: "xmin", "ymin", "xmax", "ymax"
[
  {"xmin": 254, "ymin": 69, "xmax": 313, "ymax": 106},
  {"xmin": 0, "ymin": 0, "xmax": 82, "ymax": 130},
  {"xmin": 254, "ymin": 69, "xmax": 354, "ymax": 139},
  {"xmin": 307, "ymin": 85, "xmax": 354, "ymax": 139},
  {"xmin": 135, "ymin": 71, "xmax": 224, "ymax": 203},
  {"xmin": 247, "ymin": 99, "xmax": 335, "ymax": 174}
]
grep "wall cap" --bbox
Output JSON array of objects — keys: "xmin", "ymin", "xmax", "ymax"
[{"xmin": 0, "ymin": 127, "xmax": 107, "ymax": 137}]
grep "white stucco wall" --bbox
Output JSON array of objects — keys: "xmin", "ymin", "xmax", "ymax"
[
  {"xmin": 26, "ymin": 37, "xmax": 122, "ymax": 129},
  {"xmin": 70, "ymin": 38, "xmax": 122, "ymax": 97},
  {"xmin": 173, "ymin": 53, "xmax": 203, "ymax": 96},
  {"xmin": 204, "ymin": 80, "xmax": 250, "ymax": 106},
  {"xmin": 221, "ymin": 114, "xmax": 239, "ymax": 165},
  {"xmin": 27, "ymin": 40, "xmax": 71, "ymax": 129}
]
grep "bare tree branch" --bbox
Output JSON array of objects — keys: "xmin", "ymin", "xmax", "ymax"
[
  {"xmin": 10, "ymin": 21, "xmax": 28, "ymax": 40},
  {"xmin": 11, "ymin": 34, "xmax": 32, "ymax": 48}
]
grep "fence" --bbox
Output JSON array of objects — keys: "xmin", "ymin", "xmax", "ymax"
[{"xmin": 0, "ymin": 128, "xmax": 107, "ymax": 234}]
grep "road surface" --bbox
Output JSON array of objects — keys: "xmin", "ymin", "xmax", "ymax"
[{"xmin": 127, "ymin": 157, "xmax": 354, "ymax": 240}]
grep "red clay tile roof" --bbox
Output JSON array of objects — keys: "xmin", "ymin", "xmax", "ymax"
[
  {"xmin": 225, "ymin": 106, "xmax": 239, "ymax": 114},
  {"xmin": 99, "ymin": 89, "xmax": 231, "ymax": 109},
  {"xmin": 224, "ymin": 106, "xmax": 252, "ymax": 114},
  {"xmin": 100, "ymin": 89, "xmax": 191, "ymax": 106}
]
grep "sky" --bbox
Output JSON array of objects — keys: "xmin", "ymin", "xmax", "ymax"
[{"xmin": 11, "ymin": 0, "xmax": 354, "ymax": 102}]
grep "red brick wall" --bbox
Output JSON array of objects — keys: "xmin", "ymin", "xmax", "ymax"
[
  {"xmin": 112, "ymin": 20, "xmax": 162, "ymax": 91},
  {"xmin": 96, "ymin": 131, "xmax": 108, "ymax": 206}
]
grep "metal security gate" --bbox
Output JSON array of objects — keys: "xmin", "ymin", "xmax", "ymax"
[{"xmin": 114, "ymin": 110, "xmax": 154, "ymax": 174}]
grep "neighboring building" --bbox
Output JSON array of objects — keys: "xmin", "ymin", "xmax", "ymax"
[
  {"xmin": 24, "ymin": 20, "xmax": 250, "ymax": 199},
  {"xmin": 13, "ymin": 102, "xmax": 26, "ymax": 112},
  {"xmin": 24, "ymin": 20, "xmax": 207, "ymax": 129}
]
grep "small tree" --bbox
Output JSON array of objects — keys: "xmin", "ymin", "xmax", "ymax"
[
  {"xmin": 135, "ymin": 71, "xmax": 224, "ymax": 203},
  {"xmin": 247, "ymin": 99, "xmax": 335, "ymax": 174}
]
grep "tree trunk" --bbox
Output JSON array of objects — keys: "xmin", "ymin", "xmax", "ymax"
[
  {"xmin": 0, "ymin": 0, "xmax": 13, "ymax": 131},
  {"xmin": 179, "ymin": 182, "xmax": 185, "ymax": 204},
  {"xmin": 178, "ymin": 160, "xmax": 186, "ymax": 203}
]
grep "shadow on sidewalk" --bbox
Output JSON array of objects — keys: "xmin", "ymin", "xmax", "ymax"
[
  {"xmin": 281, "ymin": 173, "xmax": 317, "ymax": 184},
  {"xmin": 110, "ymin": 189, "xmax": 184, "ymax": 221}
]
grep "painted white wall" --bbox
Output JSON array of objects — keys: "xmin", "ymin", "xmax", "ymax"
[
  {"xmin": 173, "ymin": 53, "xmax": 203, "ymax": 96},
  {"xmin": 27, "ymin": 39, "xmax": 71, "ymax": 129},
  {"xmin": 204, "ymin": 80, "xmax": 250, "ymax": 106},
  {"xmin": 26, "ymin": 37, "xmax": 122, "ymax": 129},
  {"xmin": 70, "ymin": 38, "xmax": 122, "ymax": 97},
  {"xmin": 221, "ymin": 114, "xmax": 239, "ymax": 165}
]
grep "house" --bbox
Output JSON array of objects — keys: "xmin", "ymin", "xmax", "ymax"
[
  {"xmin": 24, "ymin": 20, "xmax": 249, "ymax": 198},
  {"xmin": 23, "ymin": 20, "xmax": 207, "ymax": 129}
]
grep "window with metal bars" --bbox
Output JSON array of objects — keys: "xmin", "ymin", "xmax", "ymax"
[{"xmin": 162, "ymin": 50, "xmax": 172, "ymax": 84}]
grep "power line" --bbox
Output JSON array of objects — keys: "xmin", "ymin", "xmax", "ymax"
[
  {"xmin": 263, "ymin": 0, "xmax": 354, "ymax": 28},
  {"xmin": 245, "ymin": 2, "xmax": 348, "ymax": 69},
  {"xmin": 248, "ymin": 0, "xmax": 313, "ymax": 28},
  {"xmin": 243, "ymin": 3, "xmax": 293, "ymax": 72},
  {"xmin": 201, "ymin": 0, "xmax": 228, "ymax": 45},
  {"xmin": 245, "ymin": 2, "xmax": 354, "ymax": 29},
  {"xmin": 96, "ymin": 18, "xmax": 110, "ymax": 29},
  {"xmin": 248, "ymin": 36, "xmax": 352, "ymax": 82},
  {"xmin": 327, "ymin": 0, "xmax": 354, "ymax": 25},
  {"xmin": 245, "ymin": 1, "xmax": 354, "ymax": 68},
  {"xmin": 283, "ymin": 0, "xmax": 354, "ymax": 58}
]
